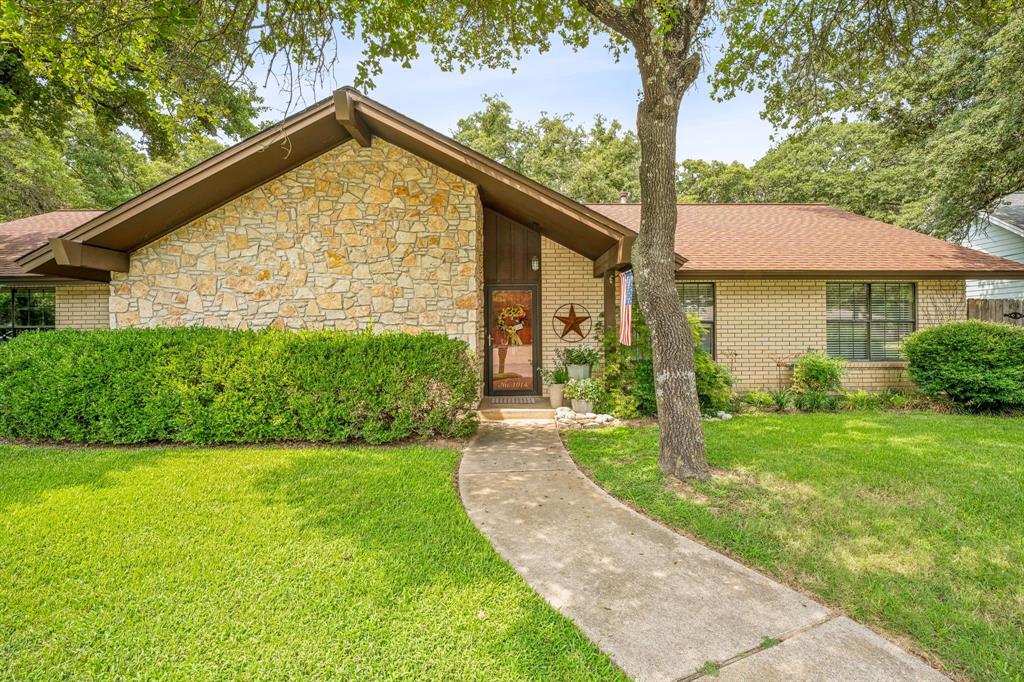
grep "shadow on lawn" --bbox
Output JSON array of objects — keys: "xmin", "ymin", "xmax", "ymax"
[
  {"xmin": 253, "ymin": 446, "xmax": 496, "ymax": 588},
  {"xmin": 0, "ymin": 445, "xmax": 177, "ymax": 511}
]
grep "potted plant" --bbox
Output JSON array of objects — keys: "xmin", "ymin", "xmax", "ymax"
[
  {"xmin": 565, "ymin": 377, "xmax": 603, "ymax": 414},
  {"xmin": 540, "ymin": 366, "xmax": 570, "ymax": 408},
  {"xmin": 559, "ymin": 346, "xmax": 601, "ymax": 381}
]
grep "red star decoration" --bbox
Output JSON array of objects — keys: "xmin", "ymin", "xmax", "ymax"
[{"xmin": 555, "ymin": 304, "xmax": 590, "ymax": 339}]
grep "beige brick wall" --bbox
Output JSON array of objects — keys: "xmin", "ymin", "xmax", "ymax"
[
  {"xmin": 1, "ymin": 282, "xmax": 110, "ymax": 330},
  {"xmin": 110, "ymin": 138, "xmax": 483, "ymax": 354},
  {"xmin": 56, "ymin": 283, "xmax": 110, "ymax": 329},
  {"xmin": 539, "ymin": 237, "xmax": 605, "ymax": 395},
  {"xmin": 697, "ymin": 278, "xmax": 967, "ymax": 392}
]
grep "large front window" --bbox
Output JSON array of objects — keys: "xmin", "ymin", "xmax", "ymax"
[
  {"xmin": 826, "ymin": 283, "xmax": 915, "ymax": 361},
  {"xmin": 0, "ymin": 288, "xmax": 56, "ymax": 341},
  {"xmin": 677, "ymin": 282, "xmax": 715, "ymax": 356}
]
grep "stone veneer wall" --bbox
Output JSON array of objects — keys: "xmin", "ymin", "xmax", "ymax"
[
  {"xmin": 110, "ymin": 139, "xmax": 484, "ymax": 355},
  {"xmin": 693, "ymin": 278, "xmax": 967, "ymax": 392},
  {"xmin": 539, "ymin": 236, "xmax": 605, "ymax": 396},
  {"xmin": 56, "ymin": 283, "xmax": 110, "ymax": 329}
]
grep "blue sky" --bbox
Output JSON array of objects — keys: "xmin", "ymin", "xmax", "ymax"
[{"xmin": 255, "ymin": 39, "xmax": 777, "ymax": 165}]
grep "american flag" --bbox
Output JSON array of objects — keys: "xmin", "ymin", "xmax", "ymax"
[{"xmin": 618, "ymin": 269, "xmax": 633, "ymax": 346}]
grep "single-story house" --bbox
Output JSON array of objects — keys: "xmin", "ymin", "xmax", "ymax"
[
  {"xmin": 4, "ymin": 88, "xmax": 1024, "ymax": 394},
  {"xmin": 960, "ymin": 192, "xmax": 1024, "ymax": 299}
]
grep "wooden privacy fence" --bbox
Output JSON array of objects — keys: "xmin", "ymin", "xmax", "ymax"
[{"xmin": 968, "ymin": 299, "xmax": 1024, "ymax": 326}]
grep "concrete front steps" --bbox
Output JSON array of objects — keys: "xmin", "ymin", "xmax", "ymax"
[{"xmin": 477, "ymin": 397, "xmax": 556, "ymax": 421}]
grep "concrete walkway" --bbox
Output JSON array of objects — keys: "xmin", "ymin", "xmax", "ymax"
[{"xmin": 459, "ymin": 420, "xmax": 949, "ymax": 682}]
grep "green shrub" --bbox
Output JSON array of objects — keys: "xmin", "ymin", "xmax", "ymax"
[
  {"xmin": 844, "ymin": 390, "xmax": 885, "ymax": 411},
  {"xmin": 903, "ymin": 321, "xmax": 1024, "ymax": 411},
  {"xmin": 0, "ymin": 328, "xmax": 479, "ymax": 445},
  {"xmin": 740, "ymin": 390, "xmax": 774, "ymax": 409},
  {"xmin": 794, "ymin": 390, "xmax": 841, "ymax": 412},
  {"xmin": 792, "ymin": 352, "xmax": 846, "ymax": 393},
  {"xmin": 768, "ymin": 389, "xmax": 794, "ymax": 411},
  {"xmin": 603, "ymin": 309, "xmax": 732, "ymax": 416}
]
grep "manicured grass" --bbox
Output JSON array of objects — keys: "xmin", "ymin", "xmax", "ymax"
[
  {"xmin": 565, "ymin": 413, "xmax": 1024, "ymax": 681},
  {"xmin": 0, "ymin": 444, "xmax": 624, "ymax": 680}
]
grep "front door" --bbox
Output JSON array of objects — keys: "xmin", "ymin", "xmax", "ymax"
[{"xmin": 486, "ymin": 285, "xmax": 539, "ymax": 395}]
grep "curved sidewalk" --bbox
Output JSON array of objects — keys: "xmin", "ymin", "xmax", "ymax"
[{"xmin": 459, "ymin": 420, "xmax": 948, "ymax": 682}]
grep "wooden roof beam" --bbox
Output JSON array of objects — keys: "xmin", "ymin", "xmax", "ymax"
[
  {"xmin": 593, "ymin": 235, "xmax": 634, "ymax": 277},
  {"xmin": 334, "ymin": 89, "xmax": 372, "ymax": 147},
  {"xmin": 49, "ymin": 238, "xmax": 129, "ymax": 272}
]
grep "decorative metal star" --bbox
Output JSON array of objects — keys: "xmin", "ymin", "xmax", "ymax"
[{"xmin": 555, "ymin": 304, "xmax": 590, "ymax": 339}]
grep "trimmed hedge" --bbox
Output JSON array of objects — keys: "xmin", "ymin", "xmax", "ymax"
[
  {"xmin": 0, "ymin": 328, "xmax": 479, "ymax": 444},
  {"xmin": 903, "ymin": 321, "xmax": 1024, "ymax": 411}
]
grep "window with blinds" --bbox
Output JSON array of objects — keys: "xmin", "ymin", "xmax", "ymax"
[
  {"xmin": 677, "ymin": 282, "xmax": 715, "ymax": 356},
  {"xmin": 826, "ymin": 283, "xmax": 915, "ymax": 361}
]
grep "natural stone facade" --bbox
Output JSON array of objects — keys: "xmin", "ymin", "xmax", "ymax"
[
  {"xmin": 694, "ymin": 278, "xmax": 967, "ymax": 392},
  {"xmin": 110, "ymin": 139, "xmax": 483, "ymax": 353}
]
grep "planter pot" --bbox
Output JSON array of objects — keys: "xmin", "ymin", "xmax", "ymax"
[
  {"xmin": 571, "ymin": 399, "xmax": 594, "ymax": 414},
  {"xmin": 567, "ymin": 364, "xmax": 591, "ymax": 380},
  {"xmin": 548, "ymin": 384, "xmax": 565, "ymax": 408}
]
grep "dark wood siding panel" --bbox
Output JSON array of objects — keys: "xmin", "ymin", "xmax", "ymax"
[{"xmin": 483, "ymin": 208, "xmax": 540, "ymax": 284}]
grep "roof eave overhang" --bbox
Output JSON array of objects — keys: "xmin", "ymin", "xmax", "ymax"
[{"xmin": 18, "ymin": 88, "xmax": 635, "ymax": 275}]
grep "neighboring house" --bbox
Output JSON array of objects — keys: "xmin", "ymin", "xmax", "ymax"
[
  {"xmin": 4, "ymin": 89, "xmax": 1024, "ymax": 393},
  {"xmin": 961, "ymin": 193, "xmax": 1024, "ymax": 299}
]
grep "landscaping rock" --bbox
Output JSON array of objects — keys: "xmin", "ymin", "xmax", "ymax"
[{"xmin": 555, "ymin": 409, "xmax": 620, "ymax": 429}]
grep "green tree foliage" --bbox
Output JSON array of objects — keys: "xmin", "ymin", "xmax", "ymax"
[
  {"xmin": 677, "ymin": 122, "xmax": 922, "ymax": 227},
  {"xmin": 676, "ymin": 159, "xmax": 758, "ymax": 204},
  {"xmin": 453, "ymin": 94, "xmax": 640, "ymax": 203},
  {"xmin": 0, "ymin": 124, "xmax": 91, "ymax": 221},
  {"xmin": 1, "ymin": 1, "xmax": 260, "ymax": 156},
  {"xmin": 713, "ymin": 3, "xmax": 1023, "ymax": 239},
  {"xmin": 0, "ymin": 115, "xmax": 225, "ymax": 220}
]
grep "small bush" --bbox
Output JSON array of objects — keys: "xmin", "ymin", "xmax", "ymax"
[
  {"xmin": 602, "ymin": 309, "xmax": 732, "ymax": 417},
  {"xmin": 794, "ymin": 390, "xmax": 841, "ymax": 412},
  {"xmin": 740, "ymin": 390, "xmax": 774, "ymax": 409},
  {"xmin": 903, "ymin": 321, "xmax": 1024, "ymax": 411},
  {"xmin": 792, "ymin": 352, "xmax": 847, "ymax": 393},
  {"xmin": 768, "ymin": 389, "xmax": 795, "ymax": 411},
  {"xmin": 844, "ymin": 390, "xmax": 885, "ymax": 411},
  {"xmin": 0, "ymin": 328, "xmax": 479, "ymax": 445}
]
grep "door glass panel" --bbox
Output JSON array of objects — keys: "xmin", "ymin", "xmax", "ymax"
[{"xmin": 490, "ymin": 289, "xmax": 534, "ymax": 393}]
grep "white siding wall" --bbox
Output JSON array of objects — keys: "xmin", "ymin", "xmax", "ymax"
[{"xmin": 963, "ymin": 219, "xmax": 1024, "ymax": 299}]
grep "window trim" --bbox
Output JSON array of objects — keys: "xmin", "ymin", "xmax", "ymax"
[
  {"xmin": 0, "ymin": 287, "xmax": 57, "ymax": 341},
  {"xmin": 826, "ymin": 282, "xmax": 917, "ymax": 362},
  {"xmin": 677, "ymin": 282, "xmax": 716, "ymax": 358}
]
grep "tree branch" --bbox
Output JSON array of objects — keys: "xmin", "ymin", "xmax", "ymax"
[{"xmin": 576, "ymin": 0, "xmax": 640, "ymax": 43}]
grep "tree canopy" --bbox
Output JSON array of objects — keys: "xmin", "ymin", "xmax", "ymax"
[
  {"xmin": 452, "ymin": 94, "xmax": 640, "ymax": 203},
  {"xmin": 677, "ymin": 122, "xmax": 922, "ymax": 227},
  {"xmin": 0, "ymin": 115, "xmax": 224, "ymax": 222}
]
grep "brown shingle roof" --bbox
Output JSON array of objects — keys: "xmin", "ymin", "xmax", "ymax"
[
  {"xmin": 0, "ymin": 210, "xmax": 104, "ymax": 279},
  {"xmin": 587, "ymin": 203, "xmax": 1024, "ymax": 277}
]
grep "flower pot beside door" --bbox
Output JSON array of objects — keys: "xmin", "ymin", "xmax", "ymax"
[
  {"xmin": 564, "ymin": 378, "xmax": 603, "ymax": 416},
  {"xmin": 570, "ymin": 399, "xmax": 594, "ymax": 413},
  {"xmin": 567, "ymin": 364, "xmax": 590, "ymax": 380},
  {"xmin": 540, "ymin": 366, "xmax": 569, "ymax": 408},
  {"xmin": 560, "ymin": 347, "xmax": 601, "ymax": 382}
]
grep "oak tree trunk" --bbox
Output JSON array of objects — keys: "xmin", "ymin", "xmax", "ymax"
[{"xmin": 632, "ymin": 65, "xmax": 710, "ymax": 480}]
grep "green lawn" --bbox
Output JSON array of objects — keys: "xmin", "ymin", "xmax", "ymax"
[
  {"xmin": 565, "ymin": 413, "xmax": 1024, "ymax": 681},
  {"xmin": 0, "ymin": 443, "xmax": 624, "ymax": 680}
]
